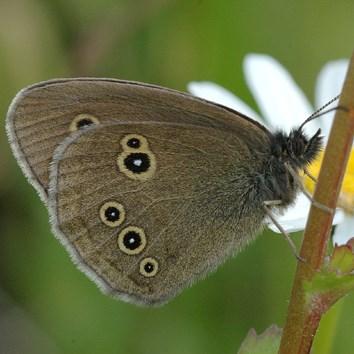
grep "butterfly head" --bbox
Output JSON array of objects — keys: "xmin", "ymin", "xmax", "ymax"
[{"xmin": 271, "ymin": 127, "xmax": 322, "ymax": 170}]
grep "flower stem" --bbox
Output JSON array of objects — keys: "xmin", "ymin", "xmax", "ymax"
[
  {"xmin": 312, "ymin": 298, "xmax": 344, "ymax": 354},
  {"xmin": 278, "ymin": 52, "xmax": 354, "ymax": 354}
]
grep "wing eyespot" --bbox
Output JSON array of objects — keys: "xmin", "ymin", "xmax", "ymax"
[
  {"xmin": 124, "ymin": 152, "xmax": 150, "ymax": 172},
  {"xmin": 99, "ymin": 201, "xmax": 125, "ymax": 227},
  {"xmin": 139, "ymin": 257, "xmax": 159, "ymax": 277},
  {"xmin": 121, "ymin": 134, "xmax": 149, "ymax": 151},
  {"xmin": 117, "ymin": 226, "xmax": 147, "ymax": 255},
  {"xmin": 69, "ymin": 114, "xmax": 100, "ymax": 132},
  {"xmin": 117, "ymin": 151, "xmax": 156, "ymax": 181}
]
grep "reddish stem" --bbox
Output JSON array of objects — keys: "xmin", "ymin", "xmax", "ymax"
[{"xmin": 278, "ymin": 52, "xmax": 354, "ymax": 354}]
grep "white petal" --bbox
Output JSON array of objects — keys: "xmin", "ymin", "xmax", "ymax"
[
  {"xmin": 244, "ymin": 54, "xmax": 313, "ymax": 133},
  {"xmin": 267, "ymin": 216, "xmax": 308, "ymax": 233},
  {"xmin": 315, "ymin": 59, "xmax": 349, "ymax": 139},
  {"xmin": 332, "ymin": 214, "xmax": 354, "ymax": 246},
  {"xmin": 187, "ymin": 81, "xmax": 262, "ymax": 123},
  {"xmin": 267, "ymin": 194, "xmax": 311, "ymax": 233},
  {"xmin": 267, "ymin": 194, "xmax": 344, "ymax": 233}
]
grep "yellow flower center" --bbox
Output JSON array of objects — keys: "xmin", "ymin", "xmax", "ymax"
[{"xmin": 304, "ymin": 148, "xmax": 354, "ymax": 214}]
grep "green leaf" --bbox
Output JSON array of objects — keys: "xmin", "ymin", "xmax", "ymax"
[
  {"xmin": 328, "ymin": 239, "xmax": 354, "ymax": 274},
  {"xmin": 304, "ymin": 241, "xmax": 354, "ymax": 310},
  {"xmin": 237, "ymin": 325, "xmax": 282, "ymax": 354}
]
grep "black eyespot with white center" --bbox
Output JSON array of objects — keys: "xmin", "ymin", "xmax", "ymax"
[
  {"xmin": 127, "ymin": 137, "xmax": 141, "ymax": 149},
  {"xmin": 99, "ymin": 201, "xmax": 125, "ymax": 227},
  {"xmin": 118, "ymin": 226, "xmax": 146, "ymax": 255},
  {"xmin": 139, "ymin": 257, "xmax": 159, "ymax": 277},
  {"xmin": 123, "ymin": 230, "xmax": 141, "ymax": 250},
  {"xmin": 117, "ymin": 149, "xmax": 156, "ymax": 181},
  {"xmin": 105, "ymin": 207, "xmax": 120, "ymax": 222},
  {"xmin": 124, "ymin": 153, "xmax": 150, "ymax": 173},
  {"xmin": 144, "ymin": 262, "xmax": 154, "ymax": 273},
  {"xmin": 121, "ymin": 134, "xmax": 149, "ymax": 151}
]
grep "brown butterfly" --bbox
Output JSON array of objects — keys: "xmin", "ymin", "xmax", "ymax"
[{"xmin": 6, "ymin": 78, "xmax": 321, "ymax": 305}]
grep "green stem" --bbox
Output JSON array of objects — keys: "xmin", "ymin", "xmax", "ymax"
[{"xmin": 278, "ymin": 52, "xmax": 354, "ymax": 354}]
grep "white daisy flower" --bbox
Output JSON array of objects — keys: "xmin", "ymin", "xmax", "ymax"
[{"xmin": 188, "ymin": 54, "xmax": 353, "ymax": 245}]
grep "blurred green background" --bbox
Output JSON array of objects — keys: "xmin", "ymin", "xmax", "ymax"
[{"xmin": 1, "ymin": 1, "xmax": 354, "ymax": 353}]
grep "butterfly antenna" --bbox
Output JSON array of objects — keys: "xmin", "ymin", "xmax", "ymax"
[{"xmin": 298, "ymin": 94, "xmax": 342, "ymax": 131}]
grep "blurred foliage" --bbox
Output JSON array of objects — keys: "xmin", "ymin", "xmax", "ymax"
[{"xmin": 1, "ymin": 0, "xmax": 354, "ymax": 353}]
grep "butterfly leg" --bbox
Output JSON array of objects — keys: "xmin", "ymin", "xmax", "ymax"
[
  {"xmin": 263, "ymin": 202, "xmax": 305, "ymax": 262},
  {"xmin": 285, "ymin": 162, "xmax": 334, "ymax": 214},
  {"xmin": 303, "ymin": 167, "xmax": 317, "ymax": 183}
]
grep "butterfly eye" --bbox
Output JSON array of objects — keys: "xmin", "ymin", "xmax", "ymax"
[
  {"xmin": 117, "ymin": 151, "xmax": 156, "ymax": 181},
  {"xmin": 121, "ymin": 134, "xmax": 149, "ymax": 151},
  {"xmin": 99, "ymin": 201, "xmax": 125, "ymax": 227},
  {"xmin": 118, "ymin": 226, "xmax": 147, "ymax": 255},
  {"xmin": 139, "ymin": 257, "xmax": 159, "ymax": 277},
  {"xmin": 69, "ymin": 114, "xmax": 100, "ymax": 132}
]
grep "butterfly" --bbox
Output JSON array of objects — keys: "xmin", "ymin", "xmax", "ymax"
[{"xmin": 6, "ymin": 78, "xmax": 321, "ymax": 305}]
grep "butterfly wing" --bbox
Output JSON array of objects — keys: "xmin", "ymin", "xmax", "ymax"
[
  {"xmin": 6, "ymin": 78, "xmax": 268, "ymax": 202},
  {"xmin": 49, "ymin": 122, "xmax": 270, "ymax": 305}
]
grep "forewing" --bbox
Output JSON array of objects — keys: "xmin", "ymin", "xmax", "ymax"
[{"xmin": 6, "ymin": 78, "xmax": 267, "ymax": 202}]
